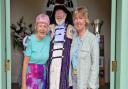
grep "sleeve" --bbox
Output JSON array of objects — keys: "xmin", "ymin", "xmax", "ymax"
[
  {"xmin": 88, "ymin": 37, "xmax": 99, "ymax": 89},
  {"xmin": 24, "ymin": 38, "xmax": 32, "ymax": 57},
  {"xmin": 49, "ymin": 24, "xmax": 55, "ymax": 39}
]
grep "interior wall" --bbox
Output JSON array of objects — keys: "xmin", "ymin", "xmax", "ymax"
[
  {"xmin": 11, "ymin": 0, "xmax": 111, "ymax": 83},
  {"xmin": 11, "ymin": 0, "xmax": 47, "ymax": 25}
]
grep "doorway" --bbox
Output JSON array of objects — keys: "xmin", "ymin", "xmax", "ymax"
[
  {"xmin": 0, "ymin": 0, "xmax": 121, "ymax": 88},
  {"xmin": 10, "ymin": 0, "xmax": 111, "ymax": 89}
]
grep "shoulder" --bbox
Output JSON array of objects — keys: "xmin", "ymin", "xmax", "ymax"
[
  {"xmin": 45, "ymin": 34, "xmax": 51, "ymax": 41},
  {"xmin": 87, "ymin": 31, "xmax": 99, "ymax": 48},
  {"xmin": 23, "ymin": 34, "xmax": 33, "ymax": 46},
  {"xmin": 49, "ymin": 24, "xmax": 56, "ymax": 31},
  {"xmin": 28, "ymin": 34, "xmax": 36, "ymax": 42},
  {"xmin": 67, "ymin": 24, "xmax": 75, "ymax": 32},
  {"xmin": 67, "ymin": 24, "xmax": 74, "ymax": 29},
  {"xmin": 87, "ymin": 30, "xmax": 96, "ymax": 40},
  {"xmin": 85, "ymin": 30, "xmax": 97, "ymax": 45},
  {"xmin": 66, "ymin": 24, "xmax": 75, "ymax": 39},
  {"xmin": 22, "ymin": 34, "xmax": 34, "ymax": 51}
]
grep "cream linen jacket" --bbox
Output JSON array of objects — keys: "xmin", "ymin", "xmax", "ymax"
[{"xmin": 69, "ymin": 29, "xmax": 99, "ymax": 89}]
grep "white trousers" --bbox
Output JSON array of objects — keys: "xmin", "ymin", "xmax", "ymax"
[
  {"xmin": 50, "ymin": 58, "xmax": 62, "ymax": 89},
  {"xmin": 50, "ymin": 43, "xmax": 63, "ymax": 89}
]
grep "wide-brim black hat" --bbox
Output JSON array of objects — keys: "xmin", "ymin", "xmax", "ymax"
[{"xmin": 50, "ymin": 4, "xmax": 72, "ymax": 24}]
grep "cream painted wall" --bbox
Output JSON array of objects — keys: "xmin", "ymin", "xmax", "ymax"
[
  {"xmin": 11, "ymin": 0, "xmax": 47, "ymax": 24},
  {"xmin": 11, "ymin": 0, "xmax": 111, "ymax": 83}
]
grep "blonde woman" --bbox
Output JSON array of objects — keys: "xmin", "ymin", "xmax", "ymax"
[{"xmin": 70, "ymin": 7, "xmax": 99, "ymax": 89}]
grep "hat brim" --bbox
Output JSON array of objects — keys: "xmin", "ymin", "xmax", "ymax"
[{"xmin": 50, "ymin": 5, "xmax": 72, "ymax": 24}]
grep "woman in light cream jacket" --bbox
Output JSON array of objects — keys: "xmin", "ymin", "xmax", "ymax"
[{"xmin": 70, "ymin": 7, "xmax": 99, "ymax": 89}]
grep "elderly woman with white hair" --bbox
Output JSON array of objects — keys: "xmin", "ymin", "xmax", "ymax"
[{"xmin": 21, "ymin": 13, "xmax": 50, "ymax": 89}]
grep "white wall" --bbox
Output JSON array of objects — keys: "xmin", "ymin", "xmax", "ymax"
[{"xmin": 11, "ymin": 0, "xmax": 111, "ymax": 83}]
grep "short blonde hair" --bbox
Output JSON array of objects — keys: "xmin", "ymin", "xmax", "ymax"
[{"xmin": 73, "ymin": 7, "xmax": 90, "ymax": 26}]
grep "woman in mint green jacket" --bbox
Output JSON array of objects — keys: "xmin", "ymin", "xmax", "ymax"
[{"xmin": 70, "ymin": 7, "xmax": 99, "ymax": 89}]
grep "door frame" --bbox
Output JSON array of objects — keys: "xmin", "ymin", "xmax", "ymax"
[
  {"xmin": 0, "ymin": 0, "xmax": 11, "ymax": 89},
  {"xmin": 110, "ymin": 0, "xmax": 128, "ymax": 89},
  {"xmin": 110, "ymin": 0, "xmax": 117, "ymax": 89},
  {"xmin": 0, "ymin": 0, "xmax": 128, "ymax": 89},
  {"xmin": 115, "ymin": 0, "xmax": 128, "ymax": 89},
  {"xmin": 5, "ymin": 0, "xmax": 11, "ymax": 89},
  {"xmin": 0, "ymin": 0, "xmax": 6, "ymax": 89}
]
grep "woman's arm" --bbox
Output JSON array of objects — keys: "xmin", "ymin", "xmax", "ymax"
[
  {"xmin": 88, "ymin": 37, "xmax": 99, "ymax": 89},
  {"xmin": 21, "ymin": 56, "xmax": 29, "ymax": 89}
]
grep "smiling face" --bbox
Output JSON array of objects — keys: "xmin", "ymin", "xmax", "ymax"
[
  {"xmin": 35, "ymin": 14, "xmax": 50, "ymax": 40},
  {"xmin": 35, "ymin": 22, "xmax": 49, "ymax": 40},
  {"xmin": 73, "ymin": 13, "xmax": 86, "ymax": 33},
  {"xmin": 55, "ymin": 9, "xmax": 67, "ymax": 24},
  {"xmin": 73, "ymin": 7, "xmax": 89, "ymax": 34}
]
